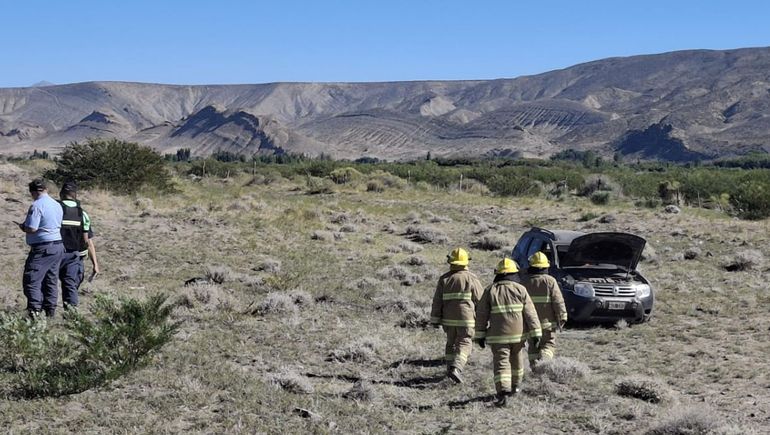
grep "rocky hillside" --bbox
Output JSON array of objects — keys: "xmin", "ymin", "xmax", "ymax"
[{"xmin": 1, "ymin": 47, "xmax": 769, "ymax": 161}]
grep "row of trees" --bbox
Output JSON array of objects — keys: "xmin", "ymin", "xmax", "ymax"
[{"xmin": 28, "ymin": 139, "xmax": 770, "ymax": 219}]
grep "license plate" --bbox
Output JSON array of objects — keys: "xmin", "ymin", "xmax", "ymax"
[{"xmin": 608, "ymin": 301, "xmax": 626, "ymax": 310}]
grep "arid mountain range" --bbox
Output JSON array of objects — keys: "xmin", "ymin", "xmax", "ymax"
[{"xmin": 2, "ymin": 47, "xmax": 769, "ymax": 161}]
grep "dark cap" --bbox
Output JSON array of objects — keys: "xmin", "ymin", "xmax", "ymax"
[
  {"xmin": 28, "ymin": 179, "xmax": 47, "ymax": 192},
  {"xmin": 61, "ymin": 180, "xmax": 78, "ymax": 194}
]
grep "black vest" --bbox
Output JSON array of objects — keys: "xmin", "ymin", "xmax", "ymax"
[{"xmin": 59, "ymin": 200, "xmax": 87, "ymax": 253}]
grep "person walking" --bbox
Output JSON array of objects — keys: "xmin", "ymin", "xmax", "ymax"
[
  {"xmin": 523, "ymin": 251, "xmax": 568, "ymax": 363},
  {"xmin": 430, "ymin": 248, "xmax": 484, "ymax": 384},
  {"xmin": 17, "ymin": 179, "xmax": 64, "ymax": 318},
  {"xmin": 58, "ymin": 181, "xmax": 100, "ymax": 311},
  {"xmin": 474, "ymin": 258, "xmax": 541, "ymax": 406}
]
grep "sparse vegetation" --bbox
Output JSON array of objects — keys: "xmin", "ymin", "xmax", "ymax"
[{"xmin": 1, "ymin": 157, "xmax": 766, "ymax": 432}]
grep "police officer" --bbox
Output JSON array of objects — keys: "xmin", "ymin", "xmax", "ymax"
[
  {"xmin": 18, "ymin": 179, "xmax": 64, "ymax": 318},
  {"xmin": 58, "ymin": 181, "xmax": 100, "ymax": 310}
]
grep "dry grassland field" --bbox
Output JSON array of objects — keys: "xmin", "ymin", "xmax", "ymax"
[{"xmin": 0, "ymin": 160, "xmax": 768, "ymax": 434}]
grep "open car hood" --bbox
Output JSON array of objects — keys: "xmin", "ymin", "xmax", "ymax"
[{"xmin": 561, "ymin": 232, "xmax": 646, "ymax": 270}]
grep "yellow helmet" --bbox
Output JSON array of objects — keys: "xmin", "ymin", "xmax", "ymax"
[
  {"xmin": 495, "ymin": 258, "xmax": 519, "ymax": 274},
  {"xmin": 529, "ymin": 251, "xmax": 550, "ymax": 269},
  {"xmin": 447, "ymin": 248, "xmax": 470, "ymax": 266}
]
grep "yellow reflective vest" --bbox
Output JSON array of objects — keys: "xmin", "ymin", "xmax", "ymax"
[
  {"xmin": 430, "ymin": 268, "xmax": 484, "ymax": 328},
  {"xmin": 523, "ymin": 272, "xmax": 568, "ymax": 332},
  {"xmin": 475, "ymin": 279, "xmax": 542, "ymax": 344}
]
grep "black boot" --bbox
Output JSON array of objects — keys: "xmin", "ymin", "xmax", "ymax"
[
  {"xmin": 494, "ymin": 392, "xmax": 509, "ymax": 407},
  {"xmin": 448, "ymin": 367, "xmax": 463, "ymax": 384}
]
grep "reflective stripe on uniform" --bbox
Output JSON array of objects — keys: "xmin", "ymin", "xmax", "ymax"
[
  {"xmin": 541, "ymin": 320, "xmax": 554, "ymax": 330},
  {"xmin": 513, "ymin": 368, "xmax": 524, "ymax": 380},
  {"xmin": 442, "ymin": 292, "xmax": 472, "ymax": 301},
  {"xmin": 494, "ymin": 373, "xmax": 512, "ymax": 382},
  {"xmin": 486, "ymin": 334, "xmax": 526, "ymax": 344},
  {"xmin": 530, "ymin": 295, "xmax": 551, "ymax": 303},
  {"xmin": 441, "ymin": 319, "xmax": 475, "ymax": 327},
  {"xmin": 61, "ymin": 220, "xmax": 81, "ymax": 227},
  {"xmin": 491, "ymin": 304, "xmax": 523, "ymax": 314},
  {"xmin": 527, "ymin": 328, "xmax": 543, "ymax": 338}
]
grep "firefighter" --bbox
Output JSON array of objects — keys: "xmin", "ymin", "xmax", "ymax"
[
  {"xmin": 475, "ymin": 258, "xmax": 541, "ymax": 407},
  {"xmin": 523, "ymin": 251, "xmax": 567, "ymax": 363},
  {"xmin": 430, "ymin": 247, "xmax": 484, "ymax": 384}
]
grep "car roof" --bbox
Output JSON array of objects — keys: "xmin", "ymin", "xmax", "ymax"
[{"xmin": 526, "ymin": 227, "xmax": 586, "ymax": 243}]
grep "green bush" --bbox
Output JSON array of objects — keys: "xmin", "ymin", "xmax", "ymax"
[
  {"xmin": 45, "ymin": 139, "xmax": 173, "ymax": 194},
  {"xmin": 731, "ymin": 181, "xmax": 770, "ymax": 220},
  {"xmin": 0, "ymin": 294, "xmax": 177, "ymax": 398},
  {"xmin": 366, "ymin": 180, "xmax": 385, "ymax": 193},
  {"xmin": 305, "ymin": 176, "xmax": 335, "ymax": 194},
  {"xmin": 590, "ymin": 191, "xmax": 611, "ymax": 205},
  {"xmin": 329, "ymin": 167, "xmax": 363, "ymax": 185}
]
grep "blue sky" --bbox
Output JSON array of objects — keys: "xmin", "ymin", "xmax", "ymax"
[{"xmin": 2, "ymin": 0, "xmax": 769, "ymax": 87}]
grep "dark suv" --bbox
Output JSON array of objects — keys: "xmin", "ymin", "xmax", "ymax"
[{"xmin": 512, "ymin": 227, "xmax": 653, "ymax": 324}]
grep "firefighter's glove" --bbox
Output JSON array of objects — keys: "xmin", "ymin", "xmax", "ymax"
[
  {"xmin": 530, "ymin": 337, "xmax": 541, "ymax": 350},
  {"xmin": 474, "ymin": 338, "xmax": 486, "ymax": 349}
]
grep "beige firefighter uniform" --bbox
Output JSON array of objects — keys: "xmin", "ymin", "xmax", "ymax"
[
  {"xmin": 475, "ymin": 279, "xmax": 541, "ymax": 394},
  {"xmin": 523, "ymin": 271, "xmax": 568, "ymax": 362},
  {"xmin": 430, "ymin": 267, "xmax": 484, "ymax": 372}
]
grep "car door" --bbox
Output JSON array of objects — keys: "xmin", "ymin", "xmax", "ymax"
[{"xmin": 512, "ymin": 233, "xmax": 534, "ymax": 267}]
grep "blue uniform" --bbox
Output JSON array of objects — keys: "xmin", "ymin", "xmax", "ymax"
[{"xmin": 22, "ymin": 193, "xmax": 64, "ymax": 316}]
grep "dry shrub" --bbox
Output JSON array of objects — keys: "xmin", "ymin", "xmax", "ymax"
[
  {"xmin": 644, "ymin": 406, "xmax": 746, "ymax": 435},
  {"xmin": 616, "ymin": 376, "xmax": 671, "ymax": 403},
  {"xmin": 377, "ymin": 265, "xmax": 423, "ymax": 286},
  {"xmin": 253, "ymin": 292, "xmax": 299, "ymax": 315},
  {"xmin": 723, "ymin": 249, "xmax": 764, "ymax": 272},
  {"xmin": 642, "ymin": 244, "xmax": 659, "ymax": 263},
  {"xmin": 330, "ymin": 212, "xmax": 350, "ymax": 224},
  {"xmin": 405, "ymin": 211, "xmax": 421, "ymax": 223},
  {"xmin": 382, "ymin": 223, "xmax": 398, "ymax": 234},
  {"xmin": 377, "ymin": 265, "xmax": 410, "ymax": 281},
  {"xmin": 340, "ymin": 224, "xmax": 358, "ymax": 233},
  {"xmin": 425, "ymin": 212, "xmax": 452, "ymax": 223},
  {"xmin": 329, "ymin": 337, "xmax": 381, "ymax": 363},
  {"xmin": 532, "ymin": 357, "xmax": 591, "ymax": 384},
  {"xmin": 267, "ymin": 371, "xmax": 314, "ymax": 394},
  {"xmin": 403, "ymin": 255, "xmax": 427, "ymax": 266},
  {"xmin": 342, "ymin": 380, "xmax": 376, "ymax": 401},
  {"xmin": 355, "ymin": 277, "xmax": 380, "ymax": 291},
  {"xmin": 205, "ymin": 265, "xmax": 233, "ymax": 284},
  {"xmin": 404, "ymin": 225, "xmax": 449, "ymax": 244},
  {"xmin": 189, "ymin": 282, "xmax": 222, "ymax": 305},
  {"xmin": 398, "ymin": 241, "xmax": 423, "ymax": 254},
  {"xmin": 472, "ymin": 235, "xmax": 507, "ymax": 251},
  {"xmin": 311, "ymin": 230, "xmax": 333, "ymax": 241},
  {"xmin": 459, "ymin": 178, "xmax": 490, "ymax": 195},
  {"xmin": 397, "ymin": 308, "xmax": 431, "ymax": 329},
  {"xmin": 254, "ymin": 258, "xmax": 282, "ymax": 274},
  {"xmin": 289, "ymin": 290, "xmax": 313, "ymax": 306}
]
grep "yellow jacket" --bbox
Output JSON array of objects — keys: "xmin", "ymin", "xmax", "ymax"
[
  {"xmin": 475, "ymin": 279, "xmax": 542, "ymax": 344},
  {"xmin": 430, "ymin": 268, "xmax": 484, "ymax": 328},
  {"xmin": 523, "ymin": 272, "xmax": 568, "ymax": 331}
]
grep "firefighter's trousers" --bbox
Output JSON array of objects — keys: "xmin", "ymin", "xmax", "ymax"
[
  {"xmin": 491, "ymin": 342, "xmax": 525, "ymax": 394},
  {"xmin": 528, "ymin": 329, "xmax": 557, "ymax": 363},
  {"xmin": 443, "ymin": 326, "xmax": 474, "ymax": 371}
]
